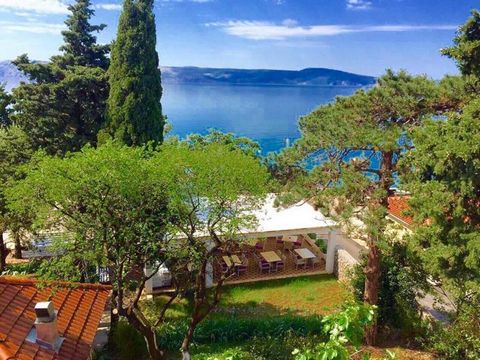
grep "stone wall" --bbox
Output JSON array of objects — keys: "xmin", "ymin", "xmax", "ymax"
[{"xmin": 334, "ymin": 248, "xmax": 358, "ymax": 282}]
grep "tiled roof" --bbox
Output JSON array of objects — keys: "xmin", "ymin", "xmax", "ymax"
[
  {"xmin": 0, "ymin": 276, "xmax": 111, "ymax": 360},
  {"xmin": 387, "ymin": 196, "xmax": 413, "ymax": 226}
]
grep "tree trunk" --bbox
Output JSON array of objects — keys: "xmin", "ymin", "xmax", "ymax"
[
  {"xmin": 124, "ymin": 307, "xmax": 165, "ymax": 360},
  {"xmin": 181, "ymin": 259, "xmax": 209, "ymax": 359},
  {"xmin": 0, "ymin": 230, "xmax": 7, "ymax": 273},
  {"xmin": 13, "ymin": 231, "xmax": 22, "ymax": 259},
  {"xmin": 364, "ymin": 242, "xmax": 381, "ymax": 345},
  {"xmin": 108, "ymin": 290, "xmax": 119, "ymax": 347},
  {"xmin": 181, "ymin": 318, "xmax": 198, "ymax": 360}
]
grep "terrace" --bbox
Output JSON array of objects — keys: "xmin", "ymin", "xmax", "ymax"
[
  {"xmin": 146, "ymin": 194, "xmax": 338, "ymax": 294},
  {"xmin": 214, "ymin": 234, "xmax": 326, "ymax": 285}
]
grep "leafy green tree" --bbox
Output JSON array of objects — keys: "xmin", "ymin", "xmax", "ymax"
[
  {"xmin": 185, "ymin": 129, "xmax": 261, "ymax": 158},
  {"xmin": 442, "ymin": 9, "xmax": 480, "ymax": 77},
  {"xmin": 7, "ymin": 141, "xmax": 270, "ymax": 360},
  {"xmin": 0, "ymin": 83, "xmax": 12, "ymax": 128},
  {"xmin": 6, "ymin": 142, "xmax": 171, "ymax": 359},
  {"xmin": 402, "ymin": 99, "xmax": 480, "ymax": 309},
  {"xmin": 275, "ymin": 70, "xmax": 446, "ymax": 344},
  {"xmin": 0, "ymin": 126, "xmax": 32, "ymax": 266},
  {"xmin": 104, "ymin": 0, "xmax": 164, "ymax": 146},
  {"xmin": 151, "ymin": 142, "xmax": 270, "ymax": 359},
  {"xmin": 12, "ymin": 0, "xmax": 109, "ymax": 155}
]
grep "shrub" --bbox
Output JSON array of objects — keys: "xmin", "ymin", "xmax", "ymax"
[
  {"xmin": 157, "ymin": 315, "xmax": 325, "ymax": 350},
  {"xmin": 1, "ymin": 259, "xmax": 41, "ymax": 275},
  {"xmin": 427, "ymin": 304, "xmax": 480, "ymax": 359},
  {"xmin": 248, "ymin": 332, "xmax": 322, "ymax": 360},
  {"xmin": 313, "ymin": 237, "xmax": 328, "ymax": 254}
]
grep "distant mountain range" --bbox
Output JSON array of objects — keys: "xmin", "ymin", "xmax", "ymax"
[
  {"xmin": 0, "ymin": 61, "xmax": 28, "ymax": 91},
  {"xmin": 0, "ymin": 60, "xmax": 376, "ymax": 91}
]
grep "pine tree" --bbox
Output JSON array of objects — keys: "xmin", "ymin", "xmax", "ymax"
[
  {"xmin": 55, "ymin": 0, "xmax": 109, "ymax": 69},
  {"xmin": 105, "ymin": 0, "xmax": 164, "ymax": 146},
  {"xmin": 275, "ymin": 71, "xmax": 455, "ymax": 344},
  {"xmin": 12, "ymin": 0, "xmax": 109, "ymax": 155},
  {"xmin": 0, "ymin": 84, "xmax": 12, "ymax": 128},
  {"xmin": 442, "ymin": 9, "xmax": 480, "ymax": 77}
]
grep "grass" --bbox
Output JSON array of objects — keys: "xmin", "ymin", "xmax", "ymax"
[
  {"xmin": 142, "ymin": 274, "xmax": 347, "ymax": 321},
  {"xmin": 217, "ymin": 274, "xmax": 347, "ymax": 317}
]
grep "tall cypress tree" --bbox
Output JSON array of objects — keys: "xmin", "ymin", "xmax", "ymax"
[{"xmin": 105, "ymin": 0, "xmax": 164, "ymax": 146}]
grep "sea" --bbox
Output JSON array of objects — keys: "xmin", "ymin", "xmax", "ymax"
[{"xmin": 162, "ymin": 83, "xmax": 360, "ymax": 154}]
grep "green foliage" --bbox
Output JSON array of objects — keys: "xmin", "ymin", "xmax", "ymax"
[
  {"xmin": 1, "ymin": 259, "xmax": 41, "ymax": 275},
  {"xmin": 12, "ymin": 0, "xmax": 108, "ymax": 155},
  {"xmin": 292, "ymin": 304, "xmax": 375, "ymax": 360},
  {"xmin": 194, "ymin": 333, "xmax": 322, "ymax": 360},
  {"xmin": 0, "ymin": 126, "xmax": 33, "ymax": 264},
  {"xmin": 55, "ymin": 0, "xmax": 109, "ymax": 69},
  {"xmin": 112, "ymin": 321, "xmax": 149, "ymax": 360},
  {"xmin": 442, "ymin": 9, "xmax": 480, "ymax": 77},
  {"xmin": 426, "ymin": 303, "xmax": 480, "ymax": 359},
  {"xmin": 6, "ymin": 141, "xmax": 170, "ymax": 284},
  {"xmin": 350, "ymin": 242, "xmax": 426, "ymax": 337},
  {"xmin": 105, "ymin": 0, "xmax": 164, "ymax": 146},
  {"xmin": 247, "ymin": 333, "xmax": 322, "ymax": 360},
  {"xmin": 0, "ymin": 83, "xmax": 12, "ymax": 127},
  {"xmin": 185, "ymin": 129, "xmax": 262, "ymax": 158},
  {"xmin": 401, "ymin": 98, "xmax": 480, "ymax": 306},
  {"xmin": 115, "ymin": 314, "xmax": 325, "ymax": 356}
]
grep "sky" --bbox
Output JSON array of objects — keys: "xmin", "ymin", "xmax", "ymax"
[{"xmin": 0, "ymin": 0, "xmax": 478, "ymax": 78}]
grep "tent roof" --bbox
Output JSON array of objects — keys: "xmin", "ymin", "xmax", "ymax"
[{"xmin": 247, "ymin": 194, "xmax": 337, "ymax": 237}]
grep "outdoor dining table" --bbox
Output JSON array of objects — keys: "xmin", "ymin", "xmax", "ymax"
[
  {"xmin": 260, "ymin": 251, "xmax": 282, "ymax": 263},
  {"xmin": 294, "ymin": 248, "xmax": 316, "ymax": 259},
  {"xmin": 294, "ymin": 248, "xmax": 317, "ymax": 267},
  {"xmin": 222, "ymin": 255, "xmax": 242, "ymax": 267}
]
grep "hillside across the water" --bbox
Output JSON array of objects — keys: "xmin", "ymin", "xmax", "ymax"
[
  {"xmin": 161, "ymin": 66, "xmax": 376, "ymax": 87},
  {"xmin": 0, "ymin": 61, "xmax": 375, "ymax": 91}
]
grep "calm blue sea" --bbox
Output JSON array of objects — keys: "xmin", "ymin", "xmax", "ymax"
[{"xmin": 162, "ymin": 84, "xmax": 359, "ymax": 154}]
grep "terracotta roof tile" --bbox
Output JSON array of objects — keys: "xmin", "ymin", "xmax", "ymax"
[
  {"xmin": 0, "ymin": 276, "xmax": 111, "ymax": 360},
  {"xmin": 388, "ymin": 196, "xmax": 413, "ymax": 226}
]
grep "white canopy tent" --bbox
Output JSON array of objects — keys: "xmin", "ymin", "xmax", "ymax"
[{"xmin": 246, "ymin": 194, "xmax": 337, "ymax": 238}]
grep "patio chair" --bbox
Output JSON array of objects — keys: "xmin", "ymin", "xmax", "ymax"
[
  {"xmin": 255, "ymin": 241, "xmax": 265, "ymax": 251},
  {"xmin": 236, "ymin": 264, "xmax": 248, "ymax": 276},
  {"xmin": 284, "ymin": 241, "xmax": 293, "ymax": 251},
  {"xmin": 294, "ymin": 256, "xmax": 306, "ymax": 270},
  {"xmin": 311, "ymin": 256, "xmax": 321, "ymax": 268},
  {"xmin": 275, "ymin": 260, "xmax": 285, "ymax": 271},
  {"xmin": 258, "ymin": 260, "xmax": 271, "ymax": 273}
]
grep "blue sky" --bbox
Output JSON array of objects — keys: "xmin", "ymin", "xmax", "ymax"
[{"xmin": 0, "ymin": 0, "xmax": 477, "ymax": 78}]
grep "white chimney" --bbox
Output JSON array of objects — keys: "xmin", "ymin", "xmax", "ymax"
[{"xmin": 33, "ymin": 301, "xmax": 63, "ymax": 351}]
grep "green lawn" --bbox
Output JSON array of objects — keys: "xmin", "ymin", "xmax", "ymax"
[
  {"xmin": 143, "ymin": 274, "xmax": 347, "ymax": 321},
  {"xmin": 217, "ymin": 274, "xmax": 347, "ymax": 316},
  {"xmin": 139, "ymin": 274, "xmax": 347, "ymax": 360}
]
